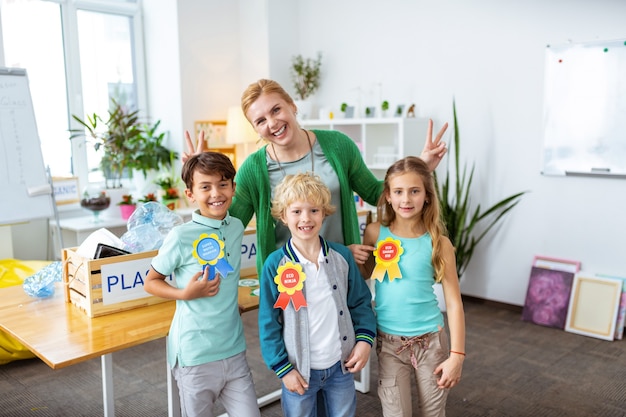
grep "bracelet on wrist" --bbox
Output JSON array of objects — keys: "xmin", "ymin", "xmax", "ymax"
[{"xmin": 450, "ymin": 350, "xmax": 466, "ymax": 356}]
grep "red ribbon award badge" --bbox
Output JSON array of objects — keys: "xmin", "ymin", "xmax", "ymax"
[
  {"xmin": 371, "ymin": 237, "xmax": 404, "ymax": 282},
  {"xmin": 273, "ymin": 262, "xmax": 307, "ymax": 311}
]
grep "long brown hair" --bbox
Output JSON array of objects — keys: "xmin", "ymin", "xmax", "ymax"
[{"xmin": 377, "ymin": 156, "xmax": 448, "ymax": 283}]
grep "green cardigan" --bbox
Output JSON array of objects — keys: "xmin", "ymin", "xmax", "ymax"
[{"xmin": 230, "ymin": 129, "xmax": 384, "ymax": 273}]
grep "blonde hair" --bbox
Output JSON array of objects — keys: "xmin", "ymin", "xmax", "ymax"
[
  {"xmin": 241, "ymin": 79, "xmax": 295, "ymax": 118},
  {"xmin": 377, "ymin": 157, "xmax": 448, "ymax": 283},
  {"xmin": 271, "ymin": 173, "xmax": 336, "ymax": 220}
]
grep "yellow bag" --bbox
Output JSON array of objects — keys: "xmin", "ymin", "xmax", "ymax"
[{"xmin": 0, "ymin": 259, "xmax": 50, "ymax": 364}]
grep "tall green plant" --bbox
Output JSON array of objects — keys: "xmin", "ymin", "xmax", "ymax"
[{"xmin": 434, "ymin": 101, "xmax": 527, "ymax": 278}]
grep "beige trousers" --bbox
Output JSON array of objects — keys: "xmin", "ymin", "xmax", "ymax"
[{"xmin": 376, "ymin": 329, "xmax": 450, "ymax": 417}]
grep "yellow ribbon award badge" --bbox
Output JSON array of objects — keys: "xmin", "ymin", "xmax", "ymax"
[
  {"xmin": 192, "ymin": 233, "xmax": 233, "ymax": 280},
  {"xmin": 273, "ymin": 262, "xmax": 307, "ymax": 311},
  {"xmin": 371, "ymin": 237, "xmax": 404, "ymax": 282}
]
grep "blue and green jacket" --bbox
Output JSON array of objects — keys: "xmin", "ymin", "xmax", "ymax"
[{"xmin": 258, "ymin": 237, "xmax": 376, "ymax": 382}]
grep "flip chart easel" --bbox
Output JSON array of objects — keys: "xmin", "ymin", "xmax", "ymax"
[{"xmin": 0, "ymin": 67, "xmax": 54, "ymax": 226}]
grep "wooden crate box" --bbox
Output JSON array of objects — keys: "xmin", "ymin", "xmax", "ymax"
[{"xmin": 62, "ymin": 247, "xmax": 172, "ymax": 318}]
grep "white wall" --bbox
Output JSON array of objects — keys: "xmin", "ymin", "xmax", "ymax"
[
  {"xmin": 141, "ymin": 0, "xmax": 626, "ymax": 305},
  {"xmin": 142, "ymin": 0, "xmax": 183, "ymax": 155}
]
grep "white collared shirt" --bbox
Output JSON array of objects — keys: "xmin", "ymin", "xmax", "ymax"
[{"xmin": 291, "ymin": 245, "xmax": 341, "ymax": 370}]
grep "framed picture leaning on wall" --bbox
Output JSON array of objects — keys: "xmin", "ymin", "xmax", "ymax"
[{"xmin": 194, "ymin": 120, "xmax": 227, "ymax": 148}]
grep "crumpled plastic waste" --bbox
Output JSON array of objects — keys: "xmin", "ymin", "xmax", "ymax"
[
  {"xmin": 23, "ymin": 261, "xmax": 63, "ymax": 298},
  {"xmin": 120, "ymin": 202, "xmax": 184, "ymax": 253}
]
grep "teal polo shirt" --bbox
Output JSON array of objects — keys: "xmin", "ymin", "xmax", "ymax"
[{"xmin": 151, "ymin": 210, "xmax": 245, "ymax": 367}]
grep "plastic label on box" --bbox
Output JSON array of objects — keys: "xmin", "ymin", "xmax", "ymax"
[{"xmin": 101, "ymin": 258, "xmax": 173, "ymax": 305}]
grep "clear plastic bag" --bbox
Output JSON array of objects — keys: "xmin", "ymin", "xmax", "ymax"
[
  {"xmin": 121, "ymin": 202, "xmax": 184, "ymax": 252},
  {"xmin": 23, "ymin": 261, "xmax": 63, "ymax": 298}
]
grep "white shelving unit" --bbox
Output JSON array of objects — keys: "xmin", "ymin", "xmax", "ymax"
[{"xmin": 301, "ymin": 117, "xmax": 429, "ymax": 177}]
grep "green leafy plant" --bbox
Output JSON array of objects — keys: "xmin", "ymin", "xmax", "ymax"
[
  {"xmin": 155, "ymin": 174, "xmax": 181, "ymax": 200},
  {"xmin": 70, "ymin": 99, "xmax": 176, "ymax": 188},
  {"xmin": 434, "ymin": 100, "xmax": 527, "ymax": 278},
  {"xmin": 290, "ymin": 53, "xmax": 322, "ymax": 100},
  {"xmin": 70, "ymin": 99, "xmax": 142, "ymax": 188},
  {"xmin": 130, "ymin": 120, "xmax": 178, "ymax": 179},
  {"xmin": 381, "ymin": 100, "xmax": 389, "ymax": 112},
  {"xmin": 340, "ymin": 102, "xmax": 348, "ymax": 113}
]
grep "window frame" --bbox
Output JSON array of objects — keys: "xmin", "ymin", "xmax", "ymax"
[{"xmin": 0, "ymin": 0, "xmax": 147, "ymax": 190}]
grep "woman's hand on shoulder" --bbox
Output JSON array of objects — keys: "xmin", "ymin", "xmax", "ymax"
[
  {"xmin": 182, "ymin": 129, "xmax": 206, "ymax": 164},
  {"xmin": 355, "ymin": 221, "xmax": 380, "ymax": 277},
  {"xmin": 420, "ymin": 119, "xmax": 448, "ymax": 171},
  {"xmin": 349, "ymin": 243, "xmax": 376, "ymax": 265}
]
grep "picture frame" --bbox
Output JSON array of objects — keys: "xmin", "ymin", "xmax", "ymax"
[
  {"xmin": 52, "ymin": 176, "xmax": 80, "ymax": 205},
  {"xmin": 522, "ymin": 266, "xmax": 574, "ymax": 329},
  {"xmin": 194, "ymin": 120, "xmax": 227, "ymax": 147},
  {"xmin": 532, "ymin": 255, "xmax": 581, "ymax": 273},
  {"xmin": 565, "ymin": 272, "xmax": 623, "ymax": 341},
  {"xmin": 202, "ymin": 146, "xmax": 236, "ymax": 168},
  {"xmin": 596, "ymin": 273, "xmax": 626, "ymax": 340}
]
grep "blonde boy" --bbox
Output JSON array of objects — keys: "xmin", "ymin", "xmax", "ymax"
[{"xmin": 258, "ymin": 172, "xmax": 376, "ymax": 417}]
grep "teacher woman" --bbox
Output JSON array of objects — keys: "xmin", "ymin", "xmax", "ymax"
[{"xmin": 185, "ymin": 79, "xmax": 448, "ymax": 272}]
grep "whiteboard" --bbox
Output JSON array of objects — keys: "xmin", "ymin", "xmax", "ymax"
[
  {"xmin": 542, "ymin": 39, "xmax": 626, "ymax": 178},
  {"xmin": 0, "ymin": 68, "xmax": 53, "ymax": 225}
]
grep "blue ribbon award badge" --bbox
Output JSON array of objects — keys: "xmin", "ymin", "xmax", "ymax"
[{"xmin": 192, "ymin": 233, "xmax": 234, "ymax": 280}]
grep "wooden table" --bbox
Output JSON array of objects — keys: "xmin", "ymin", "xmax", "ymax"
[
  {"xmin": 0, "ymin": 277, "xmax": 266, "ymax": 417},
  {"xmin": 1, "ymin": 272, "xmax": 371, "ymax": 416},
  {"xmin": 0, "ymin": 282, "xmax": 178, "ymax": 417}
]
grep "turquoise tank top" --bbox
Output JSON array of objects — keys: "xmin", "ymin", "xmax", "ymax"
[{"xmin": 374, "ymin": 226, "xmax": 444, "ymax": 336}]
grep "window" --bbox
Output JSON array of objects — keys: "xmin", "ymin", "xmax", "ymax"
[
  {"xmin": 1, "ymin": 0, "xmax": 68, "ymax": 175},
  {"xmin": 0, "ymin": 0, "xmax": 144, "ymax": 188}
]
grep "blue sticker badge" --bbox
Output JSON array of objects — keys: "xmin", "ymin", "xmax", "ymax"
[{"xmin": 192, "ymin": 233, "xmax": 234, "ymax": 280}]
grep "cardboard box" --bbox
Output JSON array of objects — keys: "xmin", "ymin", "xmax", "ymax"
[{"xmin": 62, "ymin": 247, "xmax": 172, "ymax": 317}]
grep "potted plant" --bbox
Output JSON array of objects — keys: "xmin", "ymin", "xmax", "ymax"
[
  {"xmin": 434, "ymin": 100, "xmax": 528, "ymax": 279},
  {"xmin": 340, "ymin": 102, "xmax": 354, "ymax": 118},
  {"xmin": 381, "ymin": 100, "xmax": 389, "ymax": 117},
  {"xmin": 130, "ymin": 120, "xmax": 178, "ymax": 179},
  {"xmin": 117, "ymin": 194, "xmax": 136, "ymax": 220},
  {"xmin": 70, "ymin": 99, "xmax": 176, "ymax": 189},
  {"xmin": 138, "ymin": 193, "xmax": 158, "ymax": 205},
  {"xmin": 290, "ymin": 52, "xmax": 322, "ymax": 100},
  {"xmin": 155, "ymin": 175, "xmax": 181, "ymax": 210},
  {"xmin": 79, "ymin": 189, "xmax": 111, "ymax": 223},
  {"xmin": 290, "ymin": 53, "xmax": 322, "ymax": 119},
  {"xmin": 70, "ymin": 99, "xmax": 143, "ymax": 189}
]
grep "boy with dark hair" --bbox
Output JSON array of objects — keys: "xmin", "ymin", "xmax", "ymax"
[{"xmin": 145, "ymin": 152, "xmax": 260, "ymax": 417}]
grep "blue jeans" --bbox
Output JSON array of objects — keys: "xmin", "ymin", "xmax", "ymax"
[{"xmin": 281, "ymin": 361, "xmax": 357, "ymax": 417}]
